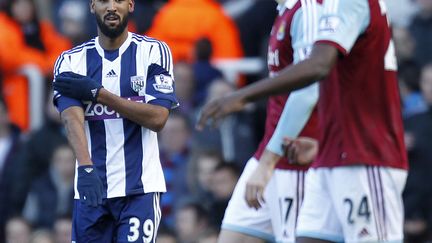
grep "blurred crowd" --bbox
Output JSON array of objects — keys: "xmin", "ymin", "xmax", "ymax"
[{"xmin": 0, "ymin": 0, "xmax": 431, "ymax": 243}]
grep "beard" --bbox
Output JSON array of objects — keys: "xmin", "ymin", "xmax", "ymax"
[{"xmin": 95, "ymin": 12, "xmax": 129, "ymax": 39}]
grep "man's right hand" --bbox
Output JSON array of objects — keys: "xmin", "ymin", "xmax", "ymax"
[
  {"xmin": 77, "ymin": 165, "xmax": 104, "ymax": 207},
  {"xmin": 196, "ymin": 93, "xmax": 247, "ymax": 130},
  {"xmin": 245, "ymin": 162, "xmax": 274, "ymax": 210},
  {"xmin": 283, "ymin": 137, "xmax": 318, "ymax": 165},
  {"xmin": 54, "ymin": 72, "xmax": 103, "ymax": 102}
]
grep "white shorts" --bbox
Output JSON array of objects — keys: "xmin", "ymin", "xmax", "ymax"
[
  {"xmin": 268, "ymin": 168, "xmax": 306, "ymax": 243},
  {"xmin": 221, "ymin": 157, "xmax": 274, "ymax": 242},
  {"xmin": 296, "ymin": 166, "xmax": 407, "ymax": 243},
  {"xmin": 222, "ymin": 157, "xmax": 306, "ymax": 243}
]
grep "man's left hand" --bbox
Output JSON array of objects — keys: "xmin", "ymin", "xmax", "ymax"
[
  {"xmin": 245, "ymin": 162, "xmax": 274, "ymax": 210},
  {"xmin": 54, "ymin": 72, "xmax": 103, "ymax": 102}
]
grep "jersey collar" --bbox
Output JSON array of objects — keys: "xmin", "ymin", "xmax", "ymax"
[{"xmin": 95, "ymin": 32, "xmax": 132, "ymax": 61}]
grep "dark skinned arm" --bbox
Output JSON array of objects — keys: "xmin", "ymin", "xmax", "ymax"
[
  {"xmin": 61, "ymin": 106, "xmax": 93, "ymax": 166},
  {"xmin": 196, "ymin": 44, "xmax": 338, "ymax": 129},
  {"xmin": 96, "ymin": 89, "xmax": 169, "ymax": 132},
  {"xmin": 238, "ymin": 44, "xmax": 338, "ymax": 101}
]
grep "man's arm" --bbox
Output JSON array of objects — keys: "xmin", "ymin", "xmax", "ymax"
[
  {"xmin": 196, "ymin": 44, "xmax": 338, "ymax": 129},
  {"xmin": 61, "ymin": 106, "xmax": 92, "ymax": 166},
  {"xmin": 96, "ymin": 89, "xmax": 169, "ymax": 132},
  {"xmin": 244, "ymin": 150, "xmax": 280, "ymax": 209},
  {"xmin": 54, "ymin": 71, "xmax": 172, "ymax": 132},
  {"xmin": 266, "ymin": 83, "xmax": 318, "ymax": 156},
  {"xmin": 60, "ymin": 106, "xmax": 104, "ymax": 207},
  {"xmin": 244, "ymin": 83, "xmax": 319, "ymax": 209},
  {"xmin": 232, "ymin": 44, "xmax": 336, "ymax": 100}
]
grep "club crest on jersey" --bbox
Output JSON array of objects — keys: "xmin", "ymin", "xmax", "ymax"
[
  {"xmin": 153, "ymin": 74, "xmax": 174, "ymax": 94},
  {"xmin": 130, "ymin": 76, "xmax": 145, "ymax": 92},
  {"xmin": 276, "ymin": 22, "xmax": 286, "ymax": 40},
  {"xmin": 319, "ymin": 15, "xmax": 341, "ymax": 35}
]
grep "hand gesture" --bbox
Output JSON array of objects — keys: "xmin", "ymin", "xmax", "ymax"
[{"xmin": 54, "ymin": 72, "xmax": 103, "ymax": 102}]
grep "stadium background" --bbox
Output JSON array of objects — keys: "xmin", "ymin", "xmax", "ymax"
[{"xmin": 0, "ymin": 0, "xmax": 431, "ymax": 242}]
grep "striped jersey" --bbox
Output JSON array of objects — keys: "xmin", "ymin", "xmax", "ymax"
[
  {"xmin": 53, "ymin": 32, "xmax": 179, "ymax": 199},
  {"xmin": 254, "ymin": 0, "xmax": 321, "ymax": 170}
]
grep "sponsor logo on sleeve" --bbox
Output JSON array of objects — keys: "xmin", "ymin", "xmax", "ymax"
[
  {"xmin": 153, "ymin": 74, "xmax": 174, "ymax": 94},
  {"xmin": 319, "ymin": 15, "xmax": 341, "ymax": 35}
]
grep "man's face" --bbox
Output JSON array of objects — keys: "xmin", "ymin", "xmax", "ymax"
[{"xmin": 91, "ymin": 0, "xmax": 134, "ymax": 38}]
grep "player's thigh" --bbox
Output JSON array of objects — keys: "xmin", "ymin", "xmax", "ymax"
[
  {"xmin": 330, "ymin": 166, "xmax": 407, "ymax": 243},
  {"xmin": 116, "ymin": 192, "xmax": 161, "ymax": 243},
  {"xmin": 268, "ymin": 169, "xmax": 306, "ymax": 243},
  {"xmin": 296, "ymin": 168, "xmax": 344, "ymax": 243},
  {"xmin": 217, "ymin": 229, "xmax": 266, "ymax": 243},
  {"xmin": 72, "ymin": 200, "xmax": 115, "ymax": 243},
  {"xmin": 221, "ymin": 157, "xmax": 274, "ymax": 242}
]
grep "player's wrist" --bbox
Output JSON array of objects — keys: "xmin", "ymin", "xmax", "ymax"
[
  {"xmin": 235, "ymin": 90, "xmax": 249, "ymax": 104},
  {"xmin": 259, "ymin": 149, "xmax": 280, "ymax": 169},
  {"xmin": 78, "ymin": 161, "xmax": 94, "ymax": 167},
  {"xmin": 95, "ymin": 88, "xmax": 108, "ymax": 103}
]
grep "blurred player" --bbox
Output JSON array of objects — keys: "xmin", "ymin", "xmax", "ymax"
[
  {"xmin": 197, "ymin": 0, "xmax": 408, "ymax": 242},
  {"xmin": 201, "ymin": 1, "xmax": 321, "ymax": 243},
  {"xmin": 52, "ymin": 0, "xmax": 178, "ymax": 242}
]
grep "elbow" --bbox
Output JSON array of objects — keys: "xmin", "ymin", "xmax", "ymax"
[
  {"xmin": 308, "ymin": 44, "xmax": 338, "ymax": 80},
  {"xmin": 148, "ymin": 114, "xmax": 169, "ymax": 132},
  {"xmin": 150, "ymin": 122, "xmax": 165, "ymax": 132},
  {"xmin": 311, "ymin": 60, "xmax": 332, "ymax": 80}
]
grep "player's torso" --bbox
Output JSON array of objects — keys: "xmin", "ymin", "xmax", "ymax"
[
  {"xmin": 267, "ymin": 2, "xmax": 297, "ymax": 76},
  {"xmin": 66, "ymin": 34, "xmax": 167, "ymax": 198},
  {"xmin": 255, "ymin": 1, "xmax": 319, "ymax": 170},
  {"xmin": 316, "ymin": 0, "xmax": 408, "ymax": 169}
]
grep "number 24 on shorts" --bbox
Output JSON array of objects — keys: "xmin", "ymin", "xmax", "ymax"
[{"xmin": 344, "ymin": 196, "xmax": 371, "ymax": 225}]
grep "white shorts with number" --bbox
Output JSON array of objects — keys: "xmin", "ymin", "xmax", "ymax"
[
  {"xmin": 296, "ymin": 166, "xmax": 407, "ymax": 243},
  {"xmin": 222, "ymin": 157, "xmax": 306, "ymax": 243},
  {"xmin": 268, "ymin": 168, "xmax": 306, "ymax": 243}
]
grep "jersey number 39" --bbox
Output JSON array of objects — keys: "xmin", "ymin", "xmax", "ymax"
[{"xmin": 128, "ymin": 217, "xmax": 154, "ymax": 243}]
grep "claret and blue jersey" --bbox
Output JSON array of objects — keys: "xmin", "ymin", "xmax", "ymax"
[{"xmin": 53, "ymin": 32, "xmax": 178, "ymax": 199}]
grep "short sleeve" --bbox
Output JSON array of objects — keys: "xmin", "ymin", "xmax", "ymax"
[
  {"xmin": 315, "ymin": 0, "xmax": 370, "ymax": 55},
  {"xmin": 148, "ymin": 41, "xmax": 174, "ymax": 77},
  {"xmin": 144, "ymin": 41, "xmax": 178, "ymax": 109},
  {"xmin": 291, "ymin": 1, "xmax": 323, "ymax": 63},
  {"xmin": 52, "ymin": 52, "xmax": 83, "ymax": 113},
  {"xmin": 145, "ymin": 64, "xmax": 179, "ymax": 109}
]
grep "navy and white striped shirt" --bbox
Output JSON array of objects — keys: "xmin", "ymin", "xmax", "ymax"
[{"xmin": 53, "ymin": 32, "xmax": 178, "ymax": 199}]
